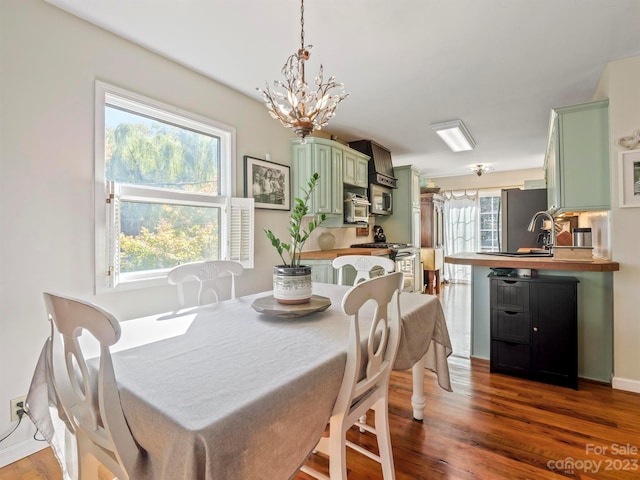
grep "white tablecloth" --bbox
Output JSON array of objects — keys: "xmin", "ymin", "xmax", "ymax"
[{"xmin": 26, "ymin": 283, "xmax": 451, "ymax": 480}]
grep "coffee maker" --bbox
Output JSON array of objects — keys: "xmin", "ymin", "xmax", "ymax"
[{"xmin": 373, "ymin": 225, "xmax": 386, "ymax": 243}]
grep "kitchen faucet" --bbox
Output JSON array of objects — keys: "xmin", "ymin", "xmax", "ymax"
[{"xmin": 527, "ymin": 211, "xmax": 556, "ymax": 251}]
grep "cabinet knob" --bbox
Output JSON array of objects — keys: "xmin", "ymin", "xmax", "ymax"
[{"xmin": 533, "ymin": 327, "xmax": 538, "ymax": 332}]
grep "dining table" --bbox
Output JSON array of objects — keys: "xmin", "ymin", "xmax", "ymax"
[{"xmin": 26, "ymin": 282, "xmax": 452, "ymax": 480}]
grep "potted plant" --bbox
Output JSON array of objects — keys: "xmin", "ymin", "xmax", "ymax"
[{"xmin": 264, "ymin": 172, "xmax": 326, "ymax": 304}]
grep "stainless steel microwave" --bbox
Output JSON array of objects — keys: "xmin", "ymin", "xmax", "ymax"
[{"xmin": 369, "ymin": 184, "xmax": 393, "ymax": 215}]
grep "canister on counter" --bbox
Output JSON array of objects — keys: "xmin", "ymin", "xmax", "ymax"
[{"xmin": 572, "ymin": 228, "xmax": 592, "ymax": 247}]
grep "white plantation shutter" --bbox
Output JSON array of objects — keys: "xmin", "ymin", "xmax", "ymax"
[
  {"xmin": 102, "ymin": 182, "xmax": 255, "ymax": 290},
  {"xmin": 229, "ymin": 197, "xmax": 254, "ymax": 269},
  {"xmin": 105, "ymin": 181, "xmax": 121, "ymax": 288}
]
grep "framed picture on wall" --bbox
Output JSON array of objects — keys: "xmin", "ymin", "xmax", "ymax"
[
  {"xmin": 243, "ymin": 156, "xmax": 291, "ymax": 210},
  {"xmin": 618, "ymin": 150, "xmax": 640, "ymax": 208}
]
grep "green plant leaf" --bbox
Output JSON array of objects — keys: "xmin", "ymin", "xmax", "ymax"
[{"xmin": 263, "ymin": 172, "xmax": 325, "ymax": 268}]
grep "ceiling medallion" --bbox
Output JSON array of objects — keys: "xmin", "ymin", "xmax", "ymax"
[{"xmin": 257, "ymin": 0, "xmax": 348, "ymax": 141}]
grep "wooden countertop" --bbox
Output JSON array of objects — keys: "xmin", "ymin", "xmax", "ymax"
[
  {"xmin": 445, "ymin": 252, "xmax": 619, "ymax": 272},
  {"xmin": 299, "ymin": 248, "xmax": 393, "ymax": 260}
]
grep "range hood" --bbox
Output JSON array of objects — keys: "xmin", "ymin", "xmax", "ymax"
[{"xmin": 348, "ymin": 139, "xmax": 397, "ymax": 188}]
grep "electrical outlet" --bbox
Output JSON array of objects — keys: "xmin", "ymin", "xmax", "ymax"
[{"xmin": 10, "ymin": 395, "xmax": 26, "ymax": 422}]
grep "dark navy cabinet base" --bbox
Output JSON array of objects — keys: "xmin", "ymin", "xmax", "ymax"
[{"xmin": 489, "ymin": 274, "xmax": 579, "ymax": 389}]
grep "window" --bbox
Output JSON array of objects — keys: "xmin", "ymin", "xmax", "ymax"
[
  {"xmin": 478, "ymin": 193, "xmax": 500, "ymax": 252},
  {"xmin": 95, "ymin": 82, "xmax": 253, "ymax": 292}
]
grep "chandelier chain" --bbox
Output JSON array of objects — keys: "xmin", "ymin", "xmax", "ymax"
[{"xmin": 300, "ymin": 0, "xmax": 305, "ymax": 50}]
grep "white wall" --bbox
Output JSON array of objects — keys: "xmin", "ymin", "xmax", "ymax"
[
  {"xmin": 595, "ymin": 56, "xmax": 640, "ymax": 393},
  {"xmin": 0, "ymin": 0, "xmax": 294, "ymax": 460}
]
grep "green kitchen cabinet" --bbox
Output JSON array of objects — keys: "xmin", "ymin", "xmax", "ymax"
[
  {"xmin": 544, "ymin": 99, "xmax": 610, "ymax": 213},
  {"xmin": 377, "ymin": 165, "xmax": 422, "ymax": 292},
  {"xmin": 378, "ymin": 165, "xmax": 421, "ymax": 246},
  {"xmin": 343, "ymin": 149, "xmax": 370, "ymax": 188},
  {"xmin": 304, "ymin": 259, "xmax": 336, "ymax": 284},
  {"xmin": 292, "ymin": 138, "xmax": 370, "ymax": 227}
]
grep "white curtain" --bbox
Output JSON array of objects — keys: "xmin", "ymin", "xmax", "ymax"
[{"xmin": 443, "ymin": 190, "xmax": 479, "ymax": 283}]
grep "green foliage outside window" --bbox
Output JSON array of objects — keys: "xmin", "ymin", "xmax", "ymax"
[{"xmin": 106, "ymin": 106, "xmax": 222, "ymax": 272}]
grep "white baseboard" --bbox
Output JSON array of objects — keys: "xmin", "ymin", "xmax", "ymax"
[
  {"xmin": 0, "ymin": 437, "xmax": 48, "ymax": 468},
  {"xmin": 612, "ymin": 376, "xmax": 640, "ymax": 394}
]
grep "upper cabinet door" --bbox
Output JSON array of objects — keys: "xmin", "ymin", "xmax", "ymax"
[
  {"xmin": 411, "ymin": 169, "xmax": 421, "ymax": 209},
  {"xmin": 545, "ymin": 100, "xmax": 610, "ymax": 213},
  {"xmin": 330, "ymin": 147, "xmax": 343, "ymax": 215},
  {"xmin": 312, "ymin": 142, "xmax": 334, "ymax": 214},
  {"xmin": 291, "ymin": 139, "xmax": 334, "ymax": 214},
  {"xmin": 343, "ymin": 150, "xmax": 369, "ymax": 188},
  {"xmin": 545, "ymin": 121, "xmax": 560, "ymax": 212}
]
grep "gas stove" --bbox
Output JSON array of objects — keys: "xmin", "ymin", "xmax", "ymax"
[{"xmin": 351, "ymin": 242, "xmax": 413, "ymax": 249}]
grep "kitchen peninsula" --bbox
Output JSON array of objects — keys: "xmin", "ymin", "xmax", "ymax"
[
  {"xmin": 447, "ymin": 252, "xmax": 619, "ymax": 272},
  {"xmin": 446, "ymin": 252, "xmax": 619, "ymax": 384}
]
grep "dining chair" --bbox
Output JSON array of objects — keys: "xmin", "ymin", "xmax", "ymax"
[
  {"xmin": 331, "ymin": 254, "xmax": 398, "ymax": 435},
  {"xmin": 331, "ymin": 255, "xmax": 395, "ymax": 286},
  {"xmin": 301, "ymin": 271, "xmax": 403, "ymax": 480},
  {"xmin": 167, "ymin": 260, "xmax": 244, "ymax": 307},
  {"xmin": 43, "ymin": 292, "xmax": 138, "ymax": 480}
]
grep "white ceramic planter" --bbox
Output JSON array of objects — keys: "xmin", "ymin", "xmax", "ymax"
[{"xmin": 273, "ymin": 265, "xmax": 312, "ymax": 304}]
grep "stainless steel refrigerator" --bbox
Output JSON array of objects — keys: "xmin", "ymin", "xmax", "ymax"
[{"xmin": 500, "ymin": 188, "xmax": 548, "ymax": 251}]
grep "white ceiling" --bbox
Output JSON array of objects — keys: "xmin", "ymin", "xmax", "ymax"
[{"xmin": 45, "ymin": 0, "xmax": 640, "ymax": 178}]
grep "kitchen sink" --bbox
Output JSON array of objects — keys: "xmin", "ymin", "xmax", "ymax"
[{"xmin": 477, "ymin": 251, "xmax": 553, "ymax": 258}]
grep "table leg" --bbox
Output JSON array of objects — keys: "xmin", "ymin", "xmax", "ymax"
[
  {"xmin": 411, "ymin": 354, "xmax": 427, "ymax": 421},
  {"xmin": 424, "ymin": 270, "xmax": 438, "ymax": 295}
]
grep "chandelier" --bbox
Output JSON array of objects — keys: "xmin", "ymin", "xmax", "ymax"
[{"xmin": 257, "ymin": 0, "xmax": 348, "ymax": 140}]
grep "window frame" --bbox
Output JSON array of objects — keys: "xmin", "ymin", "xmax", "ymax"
[
  {"xmin": 477, "ymin": 189, "xmax": 502, "ymax": 252},
  {"xmin": 94, "ymin": 81, "xmax": 243, "ymax": 293}
]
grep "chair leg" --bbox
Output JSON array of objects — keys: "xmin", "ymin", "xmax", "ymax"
[
  {"xmin": 358, "ymin": 413, "xmax": 367, "ymax": 433},
  {"xmin": 328, "ymin": 418, "xmax": 349, "ymax": 480},
  {"xmin": 373, "ymin": 400, "xmax": 396, "ymax": 480},
  {"xmin": 78, "ymin": 442, "xmax": 101, "ymax": 480},
  {"xmin": 98, "ymin": 464, "xmax": 118, "ymax": 480},
  {"xmin": 425, "ymin": 270, "xmax": 436, "ymax": 295}
]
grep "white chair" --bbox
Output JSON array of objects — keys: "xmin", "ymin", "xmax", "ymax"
[
  {"xmin": 301, "ymin": 271, "xmax": 403, "ymax": 480},
  {"xmin": 167, "ymin": 260, "xmax": 244, "ymax": 307},
  {"xmin": 44, "ymin": 292, "xmax": 138, "ymax": 480},
  {"xmin": 332, "ymin": 255, "xmax": 397, "ymax": 432},
  {"xmin": 332, "ymin": 255, "xmax": 395, "ymax": 286}
]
